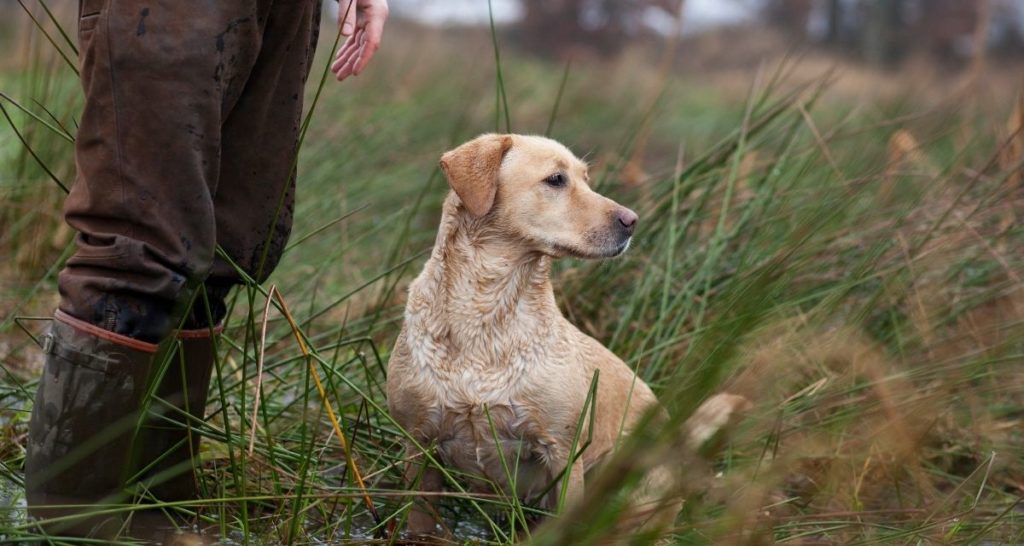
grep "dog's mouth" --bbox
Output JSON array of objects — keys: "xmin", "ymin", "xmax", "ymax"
[
  {"xmin": 610, "ymin": 237, "xmax": 632, "ymax": 257},
  {"xmin": 552, "ymin": 237, "xmax": 631, "ymax": 259}
]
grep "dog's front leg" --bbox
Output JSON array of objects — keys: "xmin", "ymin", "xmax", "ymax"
[
  {"xmin": 546, "ymin": 457, "xmax": 585, "ymax": 512},
  {"xmin": 563, "ymin": 458, "xmax": 585, "ymax": 508},
  {"xmin": 404, "ymin": 450, "xmax": 445, "ymax": 536}
]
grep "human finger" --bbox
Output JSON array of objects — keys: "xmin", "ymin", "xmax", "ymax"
[
  {"xmin": 338, "ymin": 0, "xmax": 357, "ymax": 36},
  {"xmin": 332, "ymin": 35, "xmax": 359, "ymax": 75},
  {"xmin": 353, "ymin": 8, "xmax": 385, "ymax": 75},
  {"xmin": 334, "ymin": 30, "xmax": 364, "ymax": 80}
]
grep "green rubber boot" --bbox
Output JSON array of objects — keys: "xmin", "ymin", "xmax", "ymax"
[
  {"xmin": 138, "ymin": 326, "xmax": 218, "ymax": 502},
  {"xmin": 132, "ymin": 326, "xmax": 220, "ymax": 545},
  {"xmin": 25, "ymin": 310, "xmax": 158, "ymax": 540}
]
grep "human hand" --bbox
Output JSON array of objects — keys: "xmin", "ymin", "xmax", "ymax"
[{"xmin": 332, "ymin": 0, "xmax": 389, "ymax": 81}]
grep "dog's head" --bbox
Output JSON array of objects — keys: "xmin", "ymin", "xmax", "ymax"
[{"xmin": 439, "ymin": 133, "xmax": 638, "ymax": 259}]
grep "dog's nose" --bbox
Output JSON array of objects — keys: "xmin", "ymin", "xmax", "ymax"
[{"xmin": 617, "ymin": 208, "xmax": 638, "ymax": 234}]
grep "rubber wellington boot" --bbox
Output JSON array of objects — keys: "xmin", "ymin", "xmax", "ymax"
[
  {"xmin": 132, "ymin": 326, "xmax": 220, "ymax": 545},
  {"xmin": 25, "ymin": 310, "xmax": 158, "ymax": 540},
  {"xmin": 138, "ymin": 326, "xmax": 219, "ymax": 502}
]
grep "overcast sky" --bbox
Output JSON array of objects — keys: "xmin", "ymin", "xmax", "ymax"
[
  {"xmin": 330, "ymin": 1, "xmax": 1024, "ymax": 42},
  {"xmin": 358, "ymin": 0, "xmax": 755, "ymax": 32}
]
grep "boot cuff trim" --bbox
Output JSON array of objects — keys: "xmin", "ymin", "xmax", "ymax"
[
  {"xmin": 54, "ymin": 309, "xmax": 159, "ymax": 353},
  {"xmin": 177, "ymin": 324, "xmax": 224, "ymax": 339}
]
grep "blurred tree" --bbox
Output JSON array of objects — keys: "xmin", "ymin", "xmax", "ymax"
[
  {"xmin": 913, "ymin": 0, "xmax": 979, "ymax": 61},
  {"xmin": 862, "ymin": 0, "xmax": 904, "ymax": 67},
  {"xmin": 991, "ymin": 0, "xmax": 1024, "ymax": 54},
  {"xmin": 824, "ymin": 0, "xmax": 843, "ymax": 44},
  {"xmin": 516, "ymin": 0, "xmax": 683, "ymax": 58},
  {"xmin": 759, "ymin": 0, "xmax": 1022, "ymax": 66},
  {"xmin": 763, "ymin": 0, "xmax": 813, "ymax": 37}
]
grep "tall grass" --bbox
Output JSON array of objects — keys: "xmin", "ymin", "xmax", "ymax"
[{"xmin": 1, "ymin": 3, "xmax": 1023, "ymax": 545}]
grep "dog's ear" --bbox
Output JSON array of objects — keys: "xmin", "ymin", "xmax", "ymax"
[{"xmin": 439, "ymin": 134, "xmax": 513, "ymax": 218}]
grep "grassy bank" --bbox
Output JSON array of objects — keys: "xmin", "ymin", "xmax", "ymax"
[{"xmin": 1, "ymin": 5, "xmax": 1023, "ymax": 544}]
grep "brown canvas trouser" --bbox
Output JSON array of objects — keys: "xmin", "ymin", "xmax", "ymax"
[{"xmin": 59, "ymin": 0, "xmax": 322, "ymax": 342}]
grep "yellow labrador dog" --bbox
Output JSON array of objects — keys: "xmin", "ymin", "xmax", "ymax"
[{"xmin": 387, "ymin": 134, "xmax": 674, "ymax": 535}]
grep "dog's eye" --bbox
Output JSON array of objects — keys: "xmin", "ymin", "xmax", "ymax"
[{"xmin": 544, "ymin": 173, "xmax": 567, "ymax": 188}]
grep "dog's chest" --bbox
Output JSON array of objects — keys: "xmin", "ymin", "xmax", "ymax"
[
  {"xmin": 401, "ymin": 313, "xmax": 571, "ymax": 490},
  {"xmin": 410, "ymin": 332, "xmax": 550, "ymax": 434},
  {"xmin": 431, "ymin": 401, "xmax": 556, "ymax": 497},
  {"xmin": 405, "ymin": 311, "xmax": 561, "ymax": 402}
]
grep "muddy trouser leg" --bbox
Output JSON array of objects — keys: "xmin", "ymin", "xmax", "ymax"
[
  {"xmin": 198, "ymin": 0, "xmax": 322, "ymax": 317},
  {"xmin": 57, "ymin": 0, "xmax": 273, "ymax": 342},
  {"xmin": 27, "ymin": 0, "xmax": 277, "ymax": 539}
]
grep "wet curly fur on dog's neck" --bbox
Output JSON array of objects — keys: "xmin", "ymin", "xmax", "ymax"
[{"xmin": 405, "ymin": 196, "xmax": 567, "ymax": 375}]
